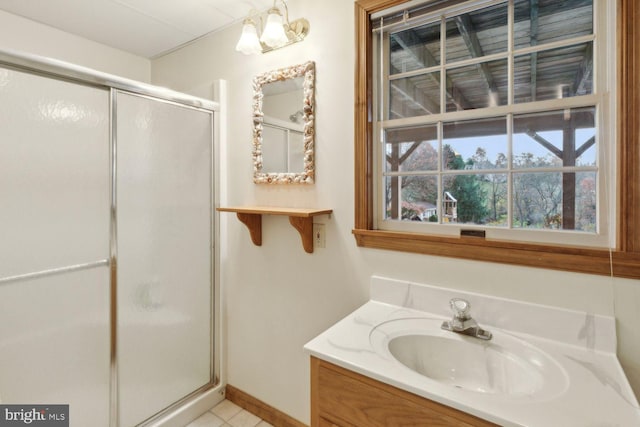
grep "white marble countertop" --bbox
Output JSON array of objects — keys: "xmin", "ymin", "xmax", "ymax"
[{"xmin": 304, "ymin": 276, "xmax": 640, "ymax": 427}]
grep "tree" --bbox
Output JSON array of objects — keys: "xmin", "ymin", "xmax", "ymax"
[
  {"xmin": 576, "ymin": 174, "xmax": 596, "ymax": 232},
  {"xmin": 443, "ymin": 145, "xmax": 489, "ymax": 224},
  {"xmin": 401, "ymin": 141, "xmax": 438, "ymax": 205},
  {"xmin": 512, "ymin": 153, "xmax": 563, "ymax": 228},
  {"xmin": 385, "ymin": 140, "xmax": 438, "ymax": 219},
  {"xmin": 471, "ymin": 148, "xmax": 507, "ymax": 223}
]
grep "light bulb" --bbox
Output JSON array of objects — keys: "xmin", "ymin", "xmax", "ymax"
[
  {"xmin": 235, "ymin": 19, "xmax": 262, "ymax": 55},
  {"xmin": 260, "ymin": 8, "xmax": 288, "ymax": 48}
]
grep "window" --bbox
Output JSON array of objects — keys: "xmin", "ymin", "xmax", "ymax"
[
  {"xmin": 374, "ymin": 0, "xmax": 607, "ymax": 247},
  {"xmin": 354, "ymin": 0, "xmax": 640, "ymax": 278}
]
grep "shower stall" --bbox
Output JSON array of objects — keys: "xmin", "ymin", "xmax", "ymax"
[{"xmin": 0, "ymin": 49, "xmax": 222, "ymax": 426}]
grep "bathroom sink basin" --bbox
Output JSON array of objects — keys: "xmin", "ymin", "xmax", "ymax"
[{"xmin": 370, "ymin": 318, "xmax": 568, "ymax": 399}]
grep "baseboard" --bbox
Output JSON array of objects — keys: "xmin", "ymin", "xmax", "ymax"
[{"xmin": 225, "ymin": 384, "xmax": 308, "ymax": 427}]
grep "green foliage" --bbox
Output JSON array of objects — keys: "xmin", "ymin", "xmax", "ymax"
[{"xmin": 443, "ymin": 145, "xmax": 490, "ymax": 224}]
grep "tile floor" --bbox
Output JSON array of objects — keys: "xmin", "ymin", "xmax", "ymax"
[{"xmin": 185, "ymin": 399, "xmax": 273, "ymax": 427}]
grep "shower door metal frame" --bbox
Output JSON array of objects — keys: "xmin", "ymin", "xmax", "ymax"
[{"xmin": 0, "ymin": 47, "xmax": 221, "ymax": 427}]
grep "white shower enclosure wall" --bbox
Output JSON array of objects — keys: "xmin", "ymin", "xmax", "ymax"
[{"xmin": 0, "ymin": 49, "xmax": 222, "ymax": 426}]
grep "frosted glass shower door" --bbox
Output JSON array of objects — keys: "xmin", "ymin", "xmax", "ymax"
[
  {"xmin": 116, "ymin": 91, "xmax": 214, "ymax": 426},
  {"xmin": 0, "ymin": 67, "xmax": 111, "ymax": 427}
]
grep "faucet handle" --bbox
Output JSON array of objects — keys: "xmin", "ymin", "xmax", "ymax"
[{"xmin": 450, "ymin": 298, "xmax": 471, "ymax": 320}]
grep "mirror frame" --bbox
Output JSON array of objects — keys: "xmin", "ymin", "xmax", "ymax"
[{"xmin": 252, "ymin": 61, "xmax": 315, "ymax": 184}]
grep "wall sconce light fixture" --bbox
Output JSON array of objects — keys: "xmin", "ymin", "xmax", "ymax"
[{"xmin": 235, "ymin": 0, "xmax": 309, "ymax": 55}]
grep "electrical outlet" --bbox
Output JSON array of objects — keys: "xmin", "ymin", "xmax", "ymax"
[{"xmin": 313, "ymin": 223, "xmax": 326, "ymax": 248}]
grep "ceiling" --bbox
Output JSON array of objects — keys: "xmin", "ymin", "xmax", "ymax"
[{"xmin": 0, "ymin": 0, "xmax": 273, "ymax": 58}]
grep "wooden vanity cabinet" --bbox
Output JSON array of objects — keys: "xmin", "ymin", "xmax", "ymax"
[{"xmin": 311, "ymin": 357, "xmax": 499, "ymax": 427}]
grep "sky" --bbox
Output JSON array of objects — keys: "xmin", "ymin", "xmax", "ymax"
[{"xmin": 446, "ymin": 128, "xmax": 597, "ymax": 167}]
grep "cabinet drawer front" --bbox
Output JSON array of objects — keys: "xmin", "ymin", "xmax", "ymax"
[{"xmin": 313, "ymin": 358, "xmax": 497, "ymax": 427}]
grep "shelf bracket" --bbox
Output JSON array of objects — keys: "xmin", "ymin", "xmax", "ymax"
[
  {"xmin": 289, "ymin": 216, "xmax": 314, "ymax": 253},
  {"xmin": 236, "ymin": 213, "xmax": 262, "ymax": 246}
]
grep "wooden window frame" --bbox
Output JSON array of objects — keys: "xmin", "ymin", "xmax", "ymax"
[{"xmin": 354, "ymin": 0, "xmax": 640, "ymax": 279}]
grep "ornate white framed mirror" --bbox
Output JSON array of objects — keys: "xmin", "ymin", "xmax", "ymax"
[{"xmin": 252, "ymin": 61, "xmax": 315, "ymax": 184}]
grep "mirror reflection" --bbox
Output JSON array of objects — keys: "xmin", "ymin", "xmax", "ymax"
[
  {"xmin": 262, "ymin": 77, "xmax": 304, "ymax": 173},
  {"xmin": 253, "ymin": 61, "xmax": 315, "ymax": 184}
]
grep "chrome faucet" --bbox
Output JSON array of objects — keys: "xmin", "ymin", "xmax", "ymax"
[{"xmin": 441, "ymin": 298, "xmax": 492, "ymax": 340}]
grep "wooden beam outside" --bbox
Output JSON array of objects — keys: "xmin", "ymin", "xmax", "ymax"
[
  {"xmin": 562, "ymin": 122, "xmax": 577, "ymax": 230},
  {"xmin": 390, "ymin": 31, "xmax": 442, "ymax": 112},
  {"xmin": 385, "ymin": 141, "xmax": 423, "ymax": 164},
  {"xmin": 525, "ymin": 129, "xmax": 563, "ymax": 158},
  {"xmin": 453, "ymin": 14, "xmax": 498, "ymax": 97},
  {"xmin": 391, "ymin": 30, "xmax": 471, "ymax": 110},
  {"xmin": 390, "ymin": 29, "xmax": 438, "ymax": 69},
  {"xmin": 572, "ymin": 43, "xmax": 593, "ymax": 96},
  {"xmin": 390, "ymin": 144, "xmax": 400, "ymax": 219},
  {"xmin": 390, "ymin": 79, "xmax": 439, "ymax": 114},
  {"xmin": 399, "ymin": 141, "xmax": 422, "ymax": 163},
  {"xmin": 576, "ymin": 135, "xmax": 595, "ymax": 158}
]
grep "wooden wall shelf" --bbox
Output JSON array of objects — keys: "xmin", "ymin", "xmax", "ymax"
[{"xmin": 217, "ymin": 206, "xmax": 333, "ymax": 253}]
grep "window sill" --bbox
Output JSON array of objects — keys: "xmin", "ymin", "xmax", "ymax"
[{"xmin": 352, "ymin": 228, "xmax": 640, "ymax": 279}]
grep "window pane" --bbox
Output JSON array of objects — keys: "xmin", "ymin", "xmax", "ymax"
[
  {"xmin": 513, "ymin": 171, "xmax": 596, "ymax": 232},
  {"xmin": 446, "ymin": 59, "xmax": 507, "ymax": 111},
  {"xmin": 390, "ymin": 21, "xmax": 441, "ymax": 74},
  {"xmin": 385, "ymin": 125, "xmax": 438, "ymax": 173},
  {"xmin": 445, "ymin": 2, "xmax": 508, "ymax": 64},
  {"xmin": 389, "ymin": 72, "xmax": 441, "ymax": 118},
  {"xmin": 514, "ymin": 0, "xmax": 593, "ymax": 50},
  {"xmin": 513, "ymin": 172, "xmax": 563, "ymax": 229},
  {"xmin": 575, "ymin": 171, "xmax": 597, "ymax": 232},
  {"xmin": 576, "ymin": 128, "xmax": 596, "ymax": 166},
  {"xmin": 442, "ymin": 117, "xmax": 507, "ymax": 170},
  {"xmin": 514, "ymin": 42, "xmax": 593, "ymax": 103},
  {"xmin": 513, "ymin": 107, "xmax": 596, "ymax": 168},
  {"xmin": 384, "ymin": 175, "xmax": 438, "ymax": 221},
  {"xmin": 443, "ymin": 174, "xmax": 507, "ymax": 226}
]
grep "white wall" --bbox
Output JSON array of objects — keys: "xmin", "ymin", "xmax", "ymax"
[
  {"xmin": 152, "ymin": 0, "xmax": 640, "ymax": 423},
  {"xmin": 0, "ymin": 9, "xmax": 150, "ymax": 82}
]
